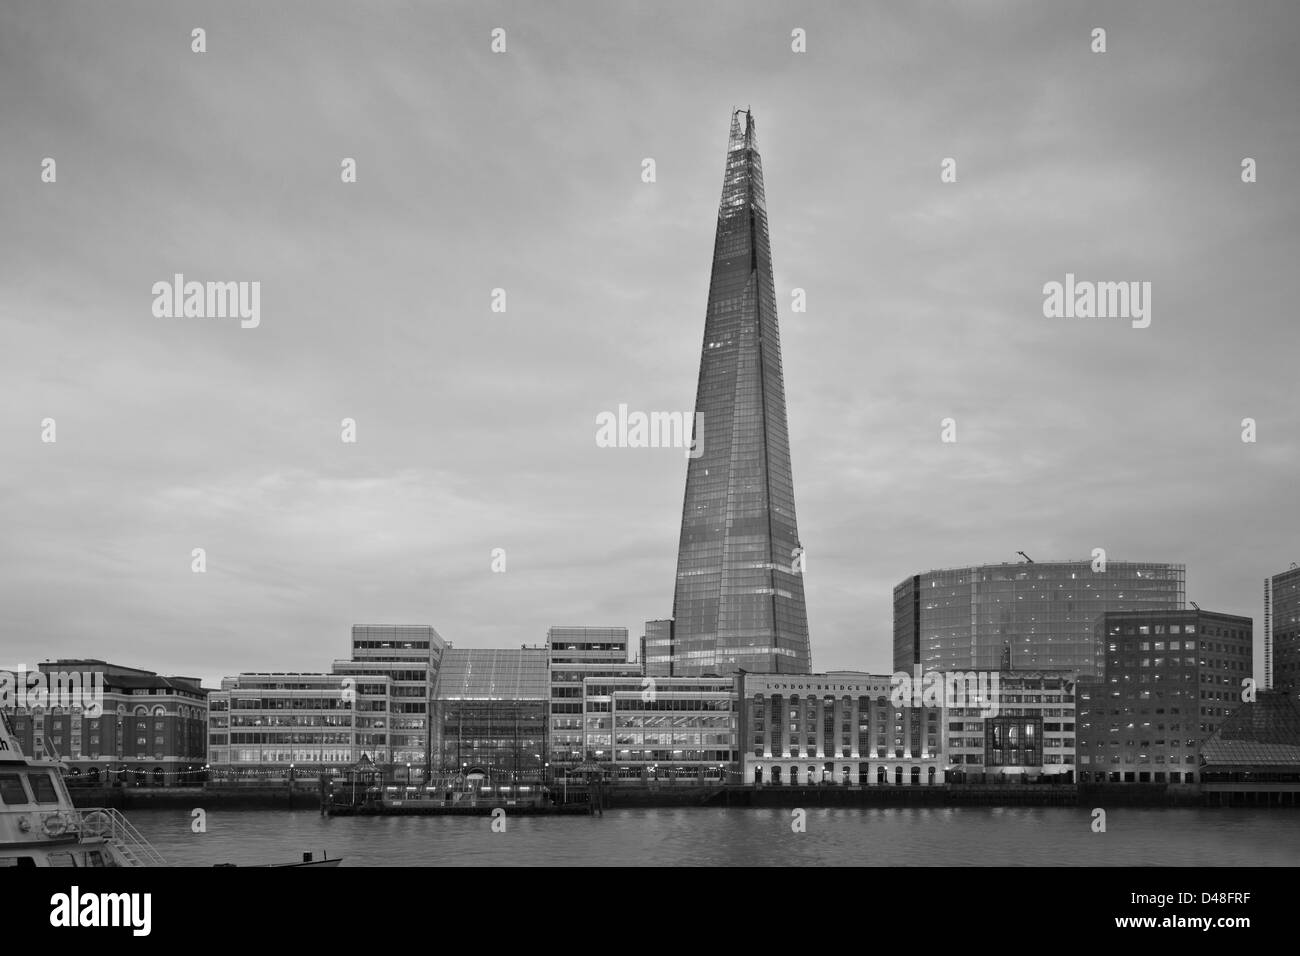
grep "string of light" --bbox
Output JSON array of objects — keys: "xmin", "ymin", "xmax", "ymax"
[{"xmin": 58, "ymin": 763, "xmax": 753, "ymax": 781}]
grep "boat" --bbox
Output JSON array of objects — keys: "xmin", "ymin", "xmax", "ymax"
[
  {"xmin": 215, "ymin": 852, "xmax": 341, "ymax": 868},
  {"xmin": 320, "ymin": 773, "xmax": 592, "ymax": 816},
  {"xmin": 0, "ymin": 713, "xmax": 339, "ymax": 867},
  {"xmin": 1, "ymin": 713, "xmax": 158, "ymax": 868}
]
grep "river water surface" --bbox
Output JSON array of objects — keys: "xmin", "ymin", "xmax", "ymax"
[{"xmin": 126, "ymin": 807, "xmax": 1300, "ymax": 866}]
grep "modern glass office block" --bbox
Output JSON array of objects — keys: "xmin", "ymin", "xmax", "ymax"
[{"xmin": 894, "ymin": 561, "xmax": 1185, "ymax": 676}]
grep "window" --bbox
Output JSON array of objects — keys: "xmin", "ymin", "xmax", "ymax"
[
  {"xmin": 0, "ymin": 773, "xmax": 29, "ymax": 804},
  {"xmin": 29, "ymin": 772, "xmax": 59, "ymax": 803}
]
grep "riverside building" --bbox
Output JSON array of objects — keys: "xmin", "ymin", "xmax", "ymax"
[
  {"xmin": 3, "ymin": 660, "xmax": 208, "ymax": 787},
  {"xmin": 331, "ymin": 624, "xmax": 446, "ymax": 780},
  {"xmin": 736, "ymin": 673, "xmax": 944, "ymax": 786},
  {"xmin": 546, "ymin": 626, "xmax": 640, "ymax": 773},
  {"xmin": 1077, "ymin": 608, "xmax": 1253, "ymax": 783},
  {"xmin": 582, "ymin": 675, "xmax": 736, "ymax": 781},
  {"xmin": 430, "ymin": 648, "xmax": 549, "ymax": 783},
  {"xmin": 207, "ymin": 672, "xmax": 388, "ymax": 779},
  {"xmin": 943, "ymin": 672, "xmax": 1077, "ymax": 782}
]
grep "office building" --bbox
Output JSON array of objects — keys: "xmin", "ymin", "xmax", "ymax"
[
  {"xmin": 332, "ymin": 624, "xmax": 446, "ymax": 778},
  {"xmin": 641, "ymin": 619, "xmax": 675, "ymax": 678},
  {"xmin": 583, "ymin": 674, "xmax": 736, "ymax": 781},
  {"xmin": 1077, "ymin": 608, "xmax": 1253, "ymax": 783},
  {"xmin": 943, "ymin": 672, "xmax": 1077, "ymax": 782},
  {"xmin": 668, "ymin": 109, "xmax": 811, "ymax": 677},
  {"xmin": 894, "ymin": 560, "xmax": 1185, "ymax": 676},
  {"xmin": 546, "ymin": 626, "xmax": 640, "ymax": 772},
  {"xmin": 207, "ymin": 672, "xmax": 382, "ymax": 778},
  {"xmin": 1267, "ymin": 565, "xmax": 1300, "ymax": 695},
  {"xmin": 430, "ymin": 648, "xmax": 548, "ymax": 782}
]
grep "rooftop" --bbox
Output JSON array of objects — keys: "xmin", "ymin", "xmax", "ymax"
[
  {"xmin": 432, "ymin": 648, "xmax": 549, "ymax": 701},
  {"xmin": 1201, "ymin": 692, "xmax": 1300, "ymax": 768},
  {"xmin": 900, "ymin": 560, "xmax": 1185, "ymax": 581}
]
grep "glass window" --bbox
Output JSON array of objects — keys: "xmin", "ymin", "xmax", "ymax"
[
  {"xmin": 0, "ymin": 773, "xmax": 28, "ymax": 805},
  {"xmin": 29, "ymin": 772, "xmax": 59, "ymax": 804}
]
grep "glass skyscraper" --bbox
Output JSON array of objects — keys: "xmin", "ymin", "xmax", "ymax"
[
  {"xmin": 669, "ymin": 110, "xmax": 810, "ymax": 677},
  {"xmin": 894, "ymin": 561, "xmax": 1185, "ymax": 677}
]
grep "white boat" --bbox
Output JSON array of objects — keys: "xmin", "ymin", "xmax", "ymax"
[
  {"xmin": 1, "ymin": 713, "xmax": 339, "ymax": 868},
  {"xmin": 0, "ymin": 713, "xmax": 159, "ymax": 868}
]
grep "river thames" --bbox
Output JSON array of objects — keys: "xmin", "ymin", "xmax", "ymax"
[{"xmin": 127, "ymin": 806, "xmax": 1300, "ymax": 866}]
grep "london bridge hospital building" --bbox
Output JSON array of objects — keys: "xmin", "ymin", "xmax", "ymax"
[{"xmin": 736, "ymin": 673, "xmax": 946, "ymax": 787}]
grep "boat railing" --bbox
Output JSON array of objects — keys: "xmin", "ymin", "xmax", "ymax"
[{"xmin": 74, "ymin": 808, "xmax": 168, "ymax": 867}]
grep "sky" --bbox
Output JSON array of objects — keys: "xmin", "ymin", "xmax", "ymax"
[{"xmin": 2, "ymin": 1, "xmax": 1297, "ymax": 687}]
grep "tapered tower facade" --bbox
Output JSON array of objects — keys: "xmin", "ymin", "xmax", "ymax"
[{"xmin": 669, "ymin": 110, "xmax": 810, "ymax": 676}]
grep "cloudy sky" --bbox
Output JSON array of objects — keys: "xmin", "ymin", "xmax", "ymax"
[{"xmin": 2, "ymin": 1, "xmax": 1297, "ymax": 686}]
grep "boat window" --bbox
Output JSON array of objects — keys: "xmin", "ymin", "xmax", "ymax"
[
  {"xmin": 0, "ymin": 772, "xmax": 29, "ymax": 805},
  {"xmin": 30, "ymin": 771, "xmax": 59, "ymax": 804},
  {"xmin": 0, "ymin": 857, "xmax": 38, "ymax": 868}
]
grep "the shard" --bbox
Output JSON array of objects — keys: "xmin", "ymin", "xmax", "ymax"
[{"xmin": 669, "ymin": 109, "xmax": 811, "ymax": 676}]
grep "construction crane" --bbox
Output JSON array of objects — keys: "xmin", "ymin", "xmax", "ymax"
[
  {"xmin": 1017, "ymin": 551, "xmax": 1033, "ymax": 563},
  {"xmin": 1190, "ymin": 601, "xmax": 1200, "ymax": 611}
]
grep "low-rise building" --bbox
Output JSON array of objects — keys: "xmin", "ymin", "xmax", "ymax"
[
  {"xmin": 2, "ymin": 660, "xmax": 207, "ymax": 787},
  {"xmin": 207, "ymin": 672, "xmax": 389, "ymax": 780},
  {"xmin": 736, "ymin": 672, "xmax": 945, "ymax": 786},
  {"xmin": 582, "ymin": 674, "xmax": 736, "ymax": 781},
  {"xmin": 1200, "ymin": 690, "xmax": 1300, "ymax": 803},
  {"xmin": 430, "ymin": 648, "xmax": 549, "ymax": 783},
  {"xmin": 943, "ymin": 672, "xmax": 1077, "ymax": 782}
]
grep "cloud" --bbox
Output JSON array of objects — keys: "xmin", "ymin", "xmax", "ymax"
[{"xmin": 1, "ymin": 1, "xmax": 1296, "ymax": 681}]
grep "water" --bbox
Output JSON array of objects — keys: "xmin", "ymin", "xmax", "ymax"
[{"xmin": 128, "ymin": 807, "xmax": 1300, "ymax": 866}]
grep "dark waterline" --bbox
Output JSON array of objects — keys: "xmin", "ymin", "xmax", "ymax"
[{"xmin": 128, "ymin": 807, "xmax": 1300, "ymax": 867}]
